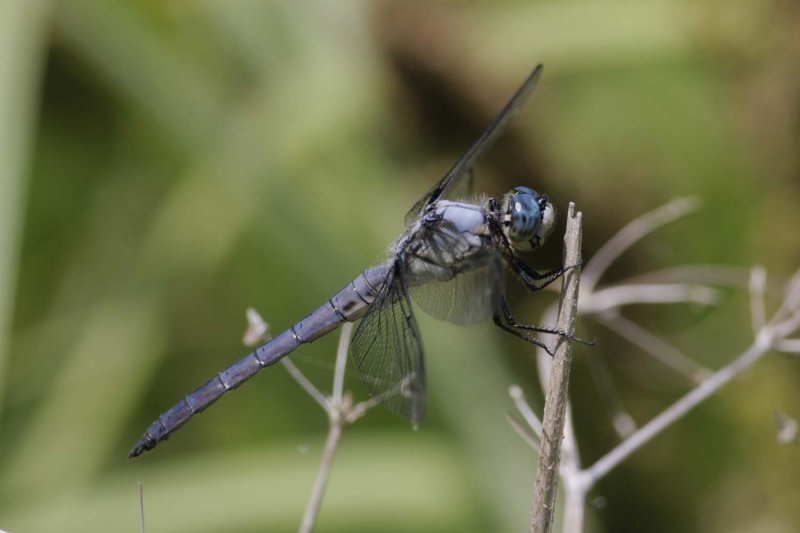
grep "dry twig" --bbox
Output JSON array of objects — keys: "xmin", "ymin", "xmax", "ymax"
[
  {"xmin": 530, "ymin": 203, "xmax": 583, "ymax": 533},
  {"xmin": 243, "ymin": 310, "xmax": 376, "ymax": 533},
  {"xmin": 510, "ymin": 198, "xmax": 800, "ymax": 533}
]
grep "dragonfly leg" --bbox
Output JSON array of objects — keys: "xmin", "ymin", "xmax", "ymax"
[
  {"xmin": 508, "ymin": 256, "xmax": 582, "ymax": 292},
  {"xmin": 493, "ymin": 297, "xmax": 594, "ymax": 356},
  {"xmin": 493, "ymin": 313, "xmax": 555, "ymax": 355}
]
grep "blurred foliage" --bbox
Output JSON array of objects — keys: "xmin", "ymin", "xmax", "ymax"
[{"xmin": 1, "ymin": 1, "xmax": 799, "ymax": 532}]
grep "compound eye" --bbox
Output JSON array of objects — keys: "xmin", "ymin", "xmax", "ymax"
[{"xmin": 509, "ymin": 192, "xmax": 541, "ymax": 242}]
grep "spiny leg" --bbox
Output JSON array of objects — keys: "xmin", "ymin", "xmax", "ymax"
[
  {"xmin": 494, "ymin": 297, "xmax": 594, "ymax": 356},
  {"xmin": 508, "ymin": 255, "xmax": 578, "ymax": 292},
  {"xmin": 493, "ymin": 313, "xmax": 555, "ymax": 355},
  {"xmin": 500, "ymin": 298, "xmax": 595, "ymax": 346},
  {"xmin": 493, "ymin": 297, "xmax": 559, "ymax": 355}
]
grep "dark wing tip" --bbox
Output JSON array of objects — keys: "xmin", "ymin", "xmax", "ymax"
[{"xmin": 521, "ymin": 62, "xmax": 544, "ymax": 90}]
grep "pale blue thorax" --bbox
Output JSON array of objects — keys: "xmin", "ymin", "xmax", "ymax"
[{"xmin": 403, "ymin": 200, "xmax": 491, "ymax": 285}]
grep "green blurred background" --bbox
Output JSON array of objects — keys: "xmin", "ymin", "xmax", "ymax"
[{"xmin": 1, "ymin": 1, "xmax": 799, "ymax": 531}]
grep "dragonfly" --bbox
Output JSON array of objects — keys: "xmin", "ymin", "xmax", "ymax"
[{"xmin": 130, "ymin": 64, "xmax": 577, "ymax": 458}]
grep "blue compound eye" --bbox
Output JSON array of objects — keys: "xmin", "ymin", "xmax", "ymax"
[
  {"xmin": 502, "ymin": 186, "xmax": 556, "ymax": 251},
  {"xmin": 509, "ymin": 188, "xmax": 541, "ymax": 241}
]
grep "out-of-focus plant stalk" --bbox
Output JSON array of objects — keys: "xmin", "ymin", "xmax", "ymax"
[{"xmin": 0, "ymin": 0, "xmax": 56, "ymax": 413}]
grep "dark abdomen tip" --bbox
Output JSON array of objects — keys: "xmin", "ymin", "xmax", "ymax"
[{"xmin": 129, "ymin": 433, "xmax": 158, "ymax": 458}]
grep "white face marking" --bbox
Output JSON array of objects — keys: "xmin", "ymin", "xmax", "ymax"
[
  {"xmin": 535, "ymin": 203, "xmax": 556, "ymax": 244},
  {"xmin": 515, "ymin": 201, "xmax": 522, "ymax": 212}
]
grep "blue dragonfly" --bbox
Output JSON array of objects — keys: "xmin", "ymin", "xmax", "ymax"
[{"xmin": 130, "ymin": 64, "xmax": 579, "ymax": 458}]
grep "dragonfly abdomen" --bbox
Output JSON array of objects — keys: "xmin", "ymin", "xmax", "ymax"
[{"xmin": 129, "ymin": 264, "xmax": 389, "ymax": 458}]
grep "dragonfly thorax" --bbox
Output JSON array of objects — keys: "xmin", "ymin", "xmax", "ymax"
[
  {"xmin": 500, "ymin": 186, "xmax": 556, "ymax": 252},
  {"xmin": 401, "ymin": 200, "xmax": 492, "ymax": 287}
]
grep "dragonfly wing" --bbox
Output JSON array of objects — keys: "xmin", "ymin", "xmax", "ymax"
[
  {"xmin": 350, "ymin": 261, "xmax": 426, "ymax": 426},
  {"xmin": 409, "ymin": 258, "xmax": 504, "ymax": 325},
  {"xmin": 407, "ymin": 218, "xmax": 505, "ymax": 325},
  {"xmin": 405, "ymin": 64, "xmax": 544, "ymax": 224}
]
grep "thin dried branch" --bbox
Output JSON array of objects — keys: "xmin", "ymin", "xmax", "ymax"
[
  {"xmin": 560, "ymin": 406, "xmax": 589, "ymax": 533},
  {"xmin": 773, "ymin": 339, "xmax": 800, "ymax": 353},
  {"xmin": 530, "ymin": 202, "xmax": 583, "ymax": 533},
  {"xmin": 582, "ymin": 269, "xmax": 800, "ymax": 486},
  {"xmin": 242, "ymin": 308, "xmax": 377, "ymax": 533},
  {"xmin": 280, "ymin": 358, "xmax": 330, "ymax": 412},
  {"xmin": 508, "ymin": 196, "xmax": 800, "ymax": 533},
  {"xmin": 771, "ymin": 308, "xmax": 800, "ymax": 339},
  {"xmin": 508, "ymin": 413, "xmax": 541, "ymax": 452},
  {"xmin": 749, "ymin": 266, "xmax": 767, "ymax": 334},
  {"xmin": 625, "ymin": 265, "xmax": 750, "ymax": 288},
  {"xmin": 583, "ymin": 352, "xmax": 638, "ymax": 439},
  {"xmin": 515, "ymin": 266, "xmax": 800, "ymax": 533},
  {"xmin": 582, "ymin": 283, "xmax": 718, "ymax": 313},
  {"xmin": 138, "ymin": 481, "xmax": 145, "ymax": 533},
  {"xmin": 346, "ymin": 396, "xmax": 380, "ymax": 423},
  {"xmin": 597, "ymin": 314, "xmax": 712, "ymax": 383},
  {"xmin": 582, "ymin": 197, "xmax": 701, "ymax": 292},
  {"xmin": 772, "ymin": 270, "xmax": 800, "ymax": 323},
  {"xmin": 585, "ymin": 329, "xmax": 771, "ymax": 484},
  {"xmin": 509, "ymin": 385, "xmax": 543, "ymax": 439},
  {"xmin": 299, "ymin": 422, "xmax": 344, "ymax": 533},
  {"xmin": 298, "ymin": 324, "xmax": 356, "ymax": 533},
  {"xmin": 332, "ymin": 322, "xmax": 353, "ymax": 403}
]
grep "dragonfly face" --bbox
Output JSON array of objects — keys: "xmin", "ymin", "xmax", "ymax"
[{"xmin": 500, "ymin": 186, "xmax": 556, "ymax": 252}]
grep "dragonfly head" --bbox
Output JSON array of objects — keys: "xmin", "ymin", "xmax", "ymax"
[{"xmin": 500, "ymin": 186, "xmax": 556, "ymax": 252}]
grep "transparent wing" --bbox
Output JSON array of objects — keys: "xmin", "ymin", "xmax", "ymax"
[
  {"xmin": 407, "ymin": 219, "xmax": 505, "ymax": 325},
  {"xmin": 405, "ymin": 64, "xmax": 544, "ymax": 224},
  {"xmin": 410, "ymin": 258, "xmax": 504, "ymax": 325},
  {"xmin": 350, "ymin": 262, "xmax": 425, "ymax": 426}
]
